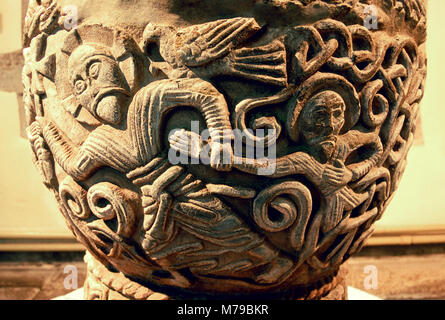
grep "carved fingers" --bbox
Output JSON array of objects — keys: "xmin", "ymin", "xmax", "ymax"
[
  {"xmin": 322, "ymin": 160, "xmax": 353, "ymax": 188},
  {"xmin": 26, "ymin": 121, "xmax": 43, "ymax": 142},
  {"xmin": 168, "ymin": 129, "xmax": 204, "ymax": 160},
  {"xmin": 209, "ymin": 141, "xmax": 234, "ymax": 172},
  {"xmin": 142, "ymin": 192, "xmax": 175, "ymax": 254},
  {"xmin": 168, "ymin": 129, "xmax": 234, "ymax": 172},
  {"xmin": 26, "ymin": 120, "xmax": 57, "ymax": 187},
  {"xmin": 35, "ymin": 116, "xmax": 52, "ymax": 139}
]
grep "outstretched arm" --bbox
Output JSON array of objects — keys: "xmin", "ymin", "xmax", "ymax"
[
  {"xmin": 168, "ymin": 129, "xmax": 323, "ymax": 179},
  {"xmin": 233, "ymin": 152, "xmax": 324, "ymax": 180},
  {"xmin": 38, "ymin": 118, "xmax": 104, "ymax": 181}
]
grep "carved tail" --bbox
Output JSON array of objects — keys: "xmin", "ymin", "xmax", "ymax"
[{"xmin": 228, "ymin": 39, "xmax": 288, "ymax": 87}]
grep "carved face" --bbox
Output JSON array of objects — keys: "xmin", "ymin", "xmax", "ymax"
[
  {"xmin": 68, "ymin": 44, "xmax": 130, "ymax": 125},
  {"xmin": 299, "ymin": 90, "xmax": 345, "ymax": 147}
]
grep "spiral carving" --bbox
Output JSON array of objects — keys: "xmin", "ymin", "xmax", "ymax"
[
  {"xmin": 233, "ymin": 89, "xmax": 292, "ymax": 147},
  {"xmin": 253, "ymin": 181, "xmax": 312, "ymax": 251},
  {"xmin": 59, "ymin": 176, "xmax": 91, "ymax": 220},
  {"xmin": 22, "ymin": 0, "xmax": 427, "ymax": 298},
  {"xmin": 87, "ymin": 182, "xmax": 137, "ymax": 238}
]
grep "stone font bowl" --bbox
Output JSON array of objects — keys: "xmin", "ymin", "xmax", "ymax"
[{"xmin": 22, "ymin": 0, "xmax": 427, "ymax": 300}]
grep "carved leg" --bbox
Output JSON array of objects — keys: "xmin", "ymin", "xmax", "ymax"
[{"xmin": 142, "ymin": 192, "xmax": 175, "ymax": 253}]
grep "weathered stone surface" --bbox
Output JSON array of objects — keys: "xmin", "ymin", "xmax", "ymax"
[{"xmin": 22, "ymin": 0, "xmax": 427, "ymax": 299}]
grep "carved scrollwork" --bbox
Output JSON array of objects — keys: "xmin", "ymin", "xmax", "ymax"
[
  {"xmin": 360, "ymin": 80, "xmax": 389, "ymax": 128},
  {"xmin": 57, "ymin": 175, "xmax": 145, "ymax": 271},
  {"xmin": 23, "ymin": 0, "xmax": 427, "ymax": 298},
  {"xmin": 253, "ymin": 181, "xmax": 312, "ymax": 251},
  {"xmin": 233, "ymin": 88, "xmax": 292, "ymax": 147},
  {"xmin": 87, "ymin": 183, "xmax": 137, "ymax": 239},
  {"xmin": 59, "ymin": 176, "xmax": 91, "ymax": 220}
]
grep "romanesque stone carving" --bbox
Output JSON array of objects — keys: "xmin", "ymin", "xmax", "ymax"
[{"xmin": 22, "ymin": 0, "xmax": 427, "ymax": 299}]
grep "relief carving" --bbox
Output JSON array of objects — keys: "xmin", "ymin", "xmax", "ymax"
[{"xmin": 22, "ymin": 0, "xmax": 427, "ymax": 299}]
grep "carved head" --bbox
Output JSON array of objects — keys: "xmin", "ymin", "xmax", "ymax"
[
  {"xmin": 143, "ymin": 23, "xmax": 163, "ymax": 43},
  {"xmin": 142, "ymin": 23, "xmax": 175, "ymax": 48},
  {"xmin": 298, "ymin": 90, "xmax": 345, "ymax": 147},
  {"xmin": 68, "ymin": 44, "xmax": 130, "ymax": 125},
  {"xmin": 287, "ymin": 74, "xmax": 359, "ymax": 151}
]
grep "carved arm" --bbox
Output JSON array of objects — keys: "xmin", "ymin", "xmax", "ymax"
[
  {"xmin": 344, "ymin": 130, "xmax": 384, "ymax": 181},
  {"xmin": 233, "ymin": 151, "xmax": 324, "ymax": 181},
  {"xmin": 39, "ymin": 119, "xmax": 103, "ymax": 181}
]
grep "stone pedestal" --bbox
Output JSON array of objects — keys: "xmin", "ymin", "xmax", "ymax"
[{"xmin": 22, "ymin": 0, "xmax": 427, "ymax": 299}]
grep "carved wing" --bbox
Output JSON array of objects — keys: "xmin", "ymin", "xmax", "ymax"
[{"xmin": 175, "ymin": 17, "xmax": 262, "ymax": 67}]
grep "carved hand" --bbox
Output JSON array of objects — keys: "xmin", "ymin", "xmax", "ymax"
[
  {"xmin": 35, "ymin": 116, "xmax": 52, "ymax": 137},
  {"xmin": 26, "ymin": 120, "xmax": 56, "ymax": 187},
  {"xmin": 322, "ymin": 159, "xmax": 353, "ymax": 188},
  {"xmin": 209, "ymin": 141, "xmax": 234, "ymax": 172},
  {"xmin": 168, "ymin": 129, "xmax": 204, "ymax": 160},
  {"xmin": 26, "ymin": 121, "xmax": 43, "ymax": 142},
  {"xmin": 168, "ymin": 129, "xmax": 234, "ymax": 171}
]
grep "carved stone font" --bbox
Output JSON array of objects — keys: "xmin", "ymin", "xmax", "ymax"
[{"xmin": 23, "ymin": 0, "xmax": 427, "ymax": 299}]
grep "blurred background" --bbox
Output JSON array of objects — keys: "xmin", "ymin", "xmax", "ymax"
[{"xmin": 0, "ymin": 0, "xmax": 444, "ymax": 299}]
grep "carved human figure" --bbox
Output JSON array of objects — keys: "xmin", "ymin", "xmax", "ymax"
[
  {"xmin": 32, "ymin": 43, "xmax": 293, "ymax": 284},
  {"xmin": 20, "ymin": 0, "xmax": 427, "ymax": 298},
  {"xmin": 294, "ymin": 90, "xmax": 383, "ymax": 232},
  {"xmin": 170, "ymin": 90, "xmax": 383, "ymax": 233}
]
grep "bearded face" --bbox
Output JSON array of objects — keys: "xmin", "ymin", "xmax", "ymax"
[
  {"xmin": 298, "ymin": 90, "xmax": 346, "ymax": 157},
  {"xmin": 68, "ymin": 44, "xmax": 130, "ymax": 125}
]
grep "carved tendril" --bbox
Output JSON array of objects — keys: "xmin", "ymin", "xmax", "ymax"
[{"xmin": 253, "ymin": 181, "xmax": 312, "ymax": 251}]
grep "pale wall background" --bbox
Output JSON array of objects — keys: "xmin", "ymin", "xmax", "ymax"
[
  {"xmin": 0, "ymin": 1, "xmax": 22, "ymax": 54},
  {"xmin": 0, "ymin": 1, "xmax": 444, "ymax": 250}
]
